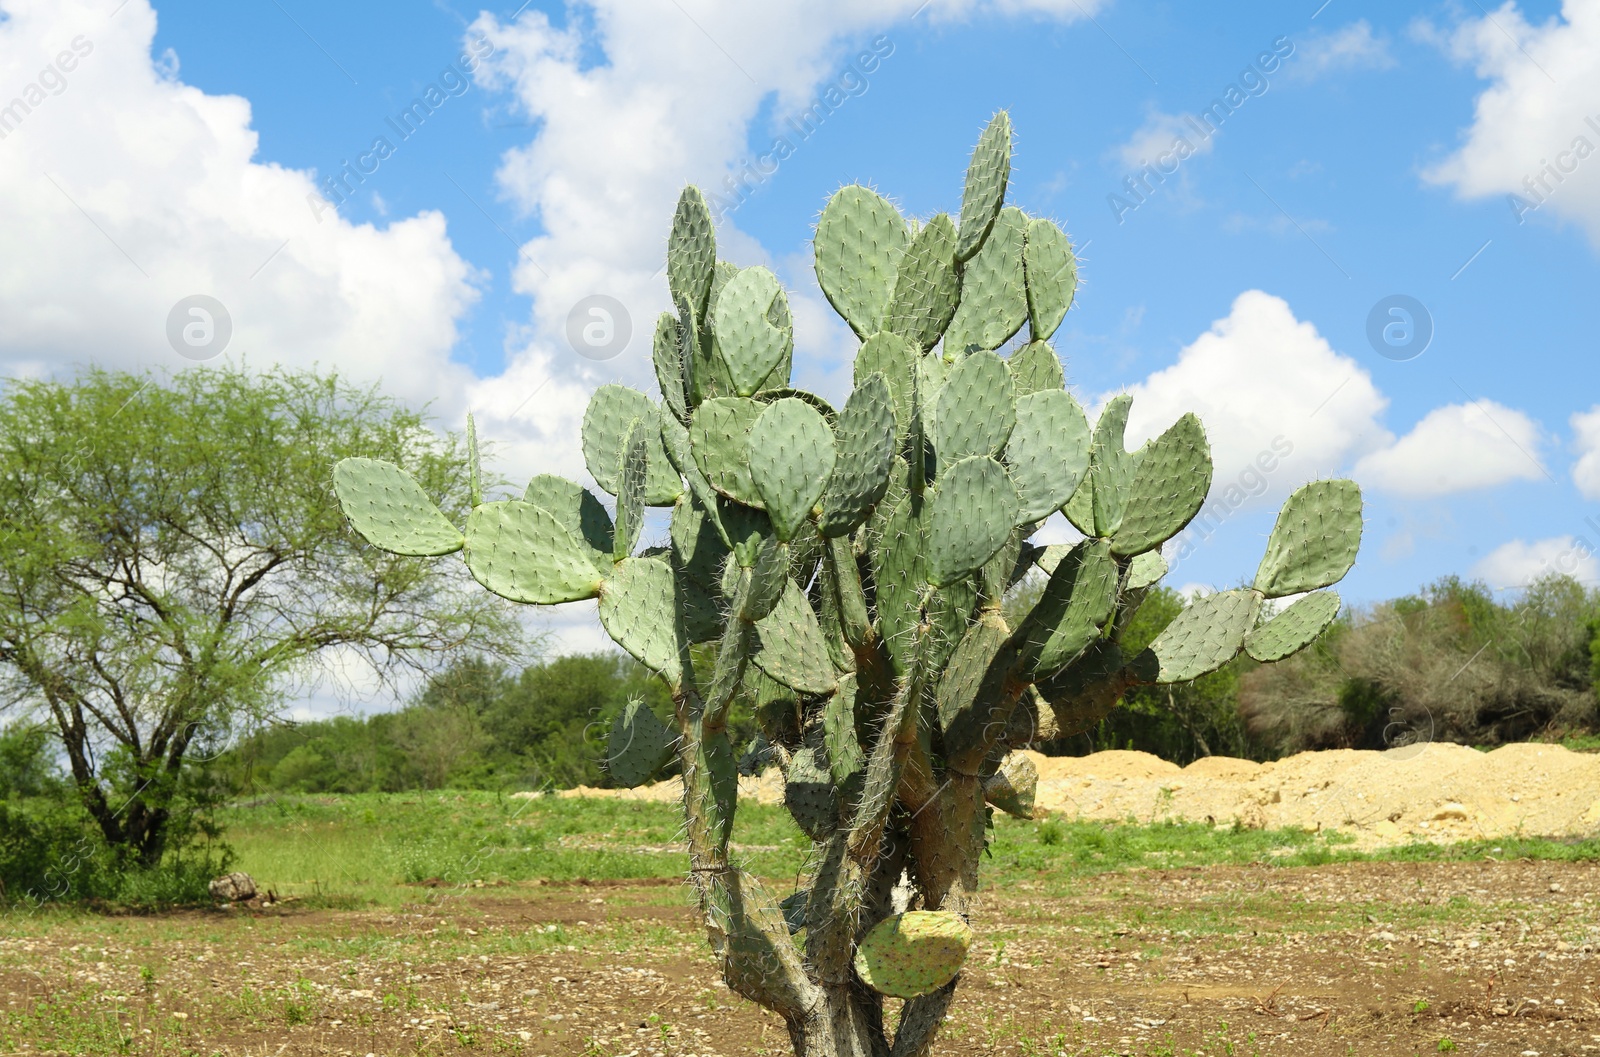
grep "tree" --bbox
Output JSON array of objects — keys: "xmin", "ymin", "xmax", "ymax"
[{"xmin": 0, "ymin": 366, "xmax": 521, "ymax": 865}]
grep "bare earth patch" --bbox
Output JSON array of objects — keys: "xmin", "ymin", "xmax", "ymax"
[{"xmin": 4, "ymin": 859, "xmax": 1598, "ymax": 1056}]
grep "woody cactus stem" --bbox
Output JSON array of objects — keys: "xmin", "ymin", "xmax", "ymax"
[{"xmin": 331, "ymin": 112, "xmax": 1365, "ymax": 1057}]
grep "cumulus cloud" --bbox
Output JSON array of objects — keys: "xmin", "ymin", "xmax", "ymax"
[
  {"xmin": 1422, "ymin": 0, "xmax": 1600, "ymax": 242},
  {"xmin": 1472, "ymin": 536, "xmax": 1599, "ymax": 588},
  {"xmin": 1572, "ymin": 404, "xmax": 1600, "ymax": 498},
  {"xmin": 0, "ymin": 0, "xmax": 480, "ymax": 404},
  {"xmin": 1112, "ymin": 110, "xmax": 1215, "ymax": 173},
  {"xmin": 1115, "ymin": 290, "xmax": 1390, "ymax": 503},
  {"xmin": 1353, "ymin": 401, "xmax": 1547, "ymax": 497},
  {"xmin": 1289, "ymin": 20, "xmax": 1396, "ymax": 80}
]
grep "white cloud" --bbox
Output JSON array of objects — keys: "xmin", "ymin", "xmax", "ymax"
[
  {"xmin": 1422, "ymin": 0, "xmax": 1600, "ymax": 243},
  {"xmin": 0, "ymin": 0, "xmax": 480, "ymax": 404},
  {"xmin": 1115, "ymin": 290, "xmax": 1390, "ymax": 503},
  {"xmin": 1112, "ymin": 110, "xmax": 1214, "ymax": 173},
  {"xmin": 1289, "ymin": 20, "xmax": 1396, "ymax": 80},
  {"xmin": 1472, "ymin": 536, "xmax": 1599, "ymax": 588},
  {"xmin": 1353, "ymin": 401, "xmax": 1546, "ymax": 497},
  {"xmin": 1572, "ymin": 404, "xmax": 1600, "ymax": 498}
]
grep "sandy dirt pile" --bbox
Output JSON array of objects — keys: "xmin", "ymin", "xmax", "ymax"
[{"xmin": 541, "ymin": 743, "xmax": 1600, "ymax": 849}]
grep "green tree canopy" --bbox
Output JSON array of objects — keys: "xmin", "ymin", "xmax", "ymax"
[{"xmin": 0, "ymin": 366, "xmax": 522, "ymax": 864}]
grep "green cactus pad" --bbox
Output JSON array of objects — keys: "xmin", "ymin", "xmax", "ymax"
[
  {"xmin": 1017, "ymin": 539, "xmax": 1118, "ymax": 678},
  {"xmin": 1022, "ymin": 216, "xmax": 1076, "ymax": 340},
  {"xmin": 1127, "ymin": 549, "xmax": 1168, "ymax": 591},
  {"xmin": 523, "ymin": 473, "xmax": 614, "ymax": 568},
  {"xmin": 653, "ymin": 311, "xmax": 687, "ymax": 423},
  {"xmin": 819, "ymin": 372, "xmax": 896, "ymax": 537},
  {"xmin": 779, "ymin": 890, "xmax": 808, "ymax": 935},
  {"xmin": 933, "ymin": 350, "xmax": 1016, "ymax": 464},
  {"xmin": 854, "ymin": 910, "xmax": 974, "ymax": 999},
  {"xmin": 871, "ymin": 486, "xmax": 929, "ymax": 675},
  {"xmin": 333, "ymin": 457, "xmax": 465, "ymax": 556},
  {"xmin": 753, "ymin": 578, "xmax": 838, "ymax": 695},
  {"xmin": 749, "ymin": 398, "xmax": 835, "ymax": 542},
  {"xmin": 1007, "ymin": 339, "xmax": 1065, "ymax": 397},
  {"xmin": 918, "ymin": 350, "xmax": 952, "ymax": 444},
  {"xmin": 689, "ymin": 396, "xmax": 764, "ymax": 508},
  {"xmin": 887, "ymin": 213, "xmax": 960, "ymax": 351},
  {"xmin": 983, "ymin": 752, "xmax": 1037, "ymax": 820},
  {"xmin": 1006, "ymin": 389, "xmax": 1091, "ymax": 523},
  {"xmin": 1253, "ymin": 480, "xmax": 1364, "ymax": 598},
  {"xmin": 605, "ymin": 698, "xmax": 676, "ymax": 788},
  {"xmin": 1035, "ymin": 637, "xmax": 1127, "ymax": 737},
  {"xmin": 713, "ymin": 266, "xmax": 794, "ymax": 397},
  {"xmin": 1061, "ymin": 474, "xmax": 1094, "ymax": 535},
  {"xmin": 1087, "ymin": 395, "xmax": 1134, "ymax": 536},
  {"xmin": 740, "ymin": 536, "xmax": 790, "ymax": 622},
  {"xmin": 597, "ymin": 555, "xmax": 684, "ymax": 685},
  {"xmin": 936, "ymin": 610, "xmax": 1012, "ymax": 745},
  {"xmin": 581, "ymin": 385, "xmax": 683, "ymax": 504},
  {"xmin": 1149, "ymin": 588, "xmax": 1259, "ymax": 683},
  {"xmin": 1112, "ymin": 412, "xmax": 1212, "ymax": 557},
  {"xmin": 614, "ymin": 418, "xmax": 649, "ymax": 560},
  {"xmin": 784, "ymin": 744, "xmax": 838, "ymax": 840},
  {"xmin": 668, "ymin": 186, "xmax": 716, "ymax": 321},
  {"xmin": 1245, "ymin": 589, "xmax": 1342, "ymax": 662},
  {"xmin": 463, "ymin": 501, "xmax": 606, "ymax": 604},
  {"xmin": 853, "ymin": 331, "xmax": 919, "ymax": 442},
  {"xmin": 944, "ymin": 206, "xmax": 1028, "ymax": 355},
  {"xmin": 465, "ymin": 413, "xmax": 483, "ymax": 508},
  {"xmin": 814, "ymin": 184, "xmax": 910, "ymax": 338},
  {"xmin": 690, "ymin": 261, "xmax": 740, "ymax": 405},
  {"xmin": 956, "ymin": 112, "xmax": 1012, "ymax": 263},
  {"xmin": 928, "ymin": 456, "xmax": 1018, "ymax": 586},
  {"xmin": 823, "ymin": 675, "xmax": 865, "ymax": 784}
]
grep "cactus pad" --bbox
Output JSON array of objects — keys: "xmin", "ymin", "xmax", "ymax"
[
  {"xmin": 606, "ymin": 698, "xmax": 675, "ymax": 788},
  {"xmin": 784, "ymin": 744, "xmax": 838, "ymax": 840},
  {"xmin": 668, "ymin": 186, "xmax": 716, "ymax": 320},
  {"xmin": 1022, "ymin": 216, "xmax": 1076, "ymax": 340},
  {"xmin": 1007, "ymin": 339, "xmax": 1065, "ymax": 397},
  {"xmin": 853, "ymin": 331, "xmax": 919, "ymax": 442},
  {"xmin": 944, "ymin": 206, "xmax": 1028, "ymax": 355},
  {"xmin": 1246, "ymin": 589, "xmax": 1342, "ymax": 662},
  {"xmin": 815, "ymin": 185, "xmax": 909, "ymax": 338},
  {"xmin": 614, "ymin": 418, "xmax": 648, "ymax": 560},
  {"xmin": 581, "ymin": 384, "xmax": 682, "ymax": 504},
  {"xmin": 1018, "ymin": 539, "xmax": 1118, "ymax": 677},
  {"xmin": 690, "ymin": 396, "xmax": 764, "ymax": 508},
  {"xmin": 753, "ymin": 578, "xmax": 838, "ymax": 695},
  {"xmin": 463, "ymin": 500, "xmax": 606, "ymax": 604},
  {"xmin": 333, "ymin": 457, "xmax": 465, "ymax": 557},
  {"xmin": 713, "ymin": 266, "xmax": 794, "ymax": 397},
  {"xmin": 653, "ymin": 311, "xmax": 688, "ymax": 422},
  {"xmin": 597, "ymin": 555, "xmax": 683, "ymax": 684},
  {"xmin": 933, "ymin": 350, "xmax": 1016, "ymax": 464},
  {"xmin": 819, "ymin": 372, "xmax": 896, "ymax": 537},
  {"xmin": 1086, "ymin": 395, "xmax": 1134, "ymax": 537},
  {"xmin": 749, "ymin": 398, "xmax": 835, "ymax": 542},
  {"xmin": 1127, "ymin": 549, "xmax": 1168, "ymax": 591},
  {"xmin": 1006, "ymin": 389, "xmax": 1091, "ymax": 523},
  {"xmin": 956, "ymin": 111, "xmax": 1012, "ymax": 263},
  {"xmin": 1112, "ymin": 412, "xmax": 1212, "ymax": 557},
  {"xmin": 1149, "ymin": 588, "xmax": 1259, "ymax": 683},
  {"xmin": 887, "ymin": 213, "xmax": 960, "ymax": 350},
  {"xmin": 928, "ymin": 456, "xmax": 1018, "ymax": 586},
  {"xmin": 854, "ymin": 911, "xmax": 974, "ymax": 999},
  {"xmin": 523, "ymin": 473, "xmax": 615, "ymax": 568},
  {"xmin": 1253, "ymin": 480, "xmax": 1364, "ymax": 598}
]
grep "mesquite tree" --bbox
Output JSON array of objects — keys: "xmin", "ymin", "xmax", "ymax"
[{"xmin": 333, "ymin": 114, "xmax": 1363, "ymax": 1057}]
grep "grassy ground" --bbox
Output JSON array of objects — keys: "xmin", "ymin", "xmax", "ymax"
[
  {"xmin": 5, "ymin": 793, "xmax": 1599, "ymax": 1056},
  {"xmin": 215, "ymin": 790, "xmax": 1600, "ymax": 908}
]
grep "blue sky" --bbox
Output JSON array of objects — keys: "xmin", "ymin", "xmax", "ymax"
[{"xmin": 2, "ymin": 0, "xmax": 1598, "ymax": 704}]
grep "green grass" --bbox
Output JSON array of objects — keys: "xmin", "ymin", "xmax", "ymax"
[{"xmin": 199, "ymin": 790, "xmax": 1600, "ymax": 910}]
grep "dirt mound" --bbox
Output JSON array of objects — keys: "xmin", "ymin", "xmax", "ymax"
[{"xmin": 542, "ymin": 743, "xmax": 1600, "ymax": 848}]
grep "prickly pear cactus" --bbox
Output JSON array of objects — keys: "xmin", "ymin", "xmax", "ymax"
[{"xmin": 332, "ymin": 113, "xmax": 1364, "ymax": 1057}]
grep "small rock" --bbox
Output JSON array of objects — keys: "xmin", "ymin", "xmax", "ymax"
[
  {"xmin": 1550, "ymin": 883, "xmax": 1564, "ymax": 893},
  {"xmin": 208, "ymin": 872, "xmax": 257, "ymax": 902},
  {"xmin": 1431, "ymin": 803, "xmax": 1469, "ymax": 822}
]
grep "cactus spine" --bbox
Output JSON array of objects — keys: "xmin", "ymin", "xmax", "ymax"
[{"xmin": 332, "ymin": 114, "xmax": 1364, "ymax": 1057}]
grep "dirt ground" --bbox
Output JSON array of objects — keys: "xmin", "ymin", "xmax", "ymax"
[
  {"xmin": 4, "ymin": 858, "xmax": 1599, "ymax": 1057},
  {"xmin": 553, "ymin": 742, "xmax": 1600, "ymax": 849}
]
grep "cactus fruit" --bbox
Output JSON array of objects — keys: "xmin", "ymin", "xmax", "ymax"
[{"xmin": 331, "ymin": 112, "xmax": 1363, "ymax": 1056}]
